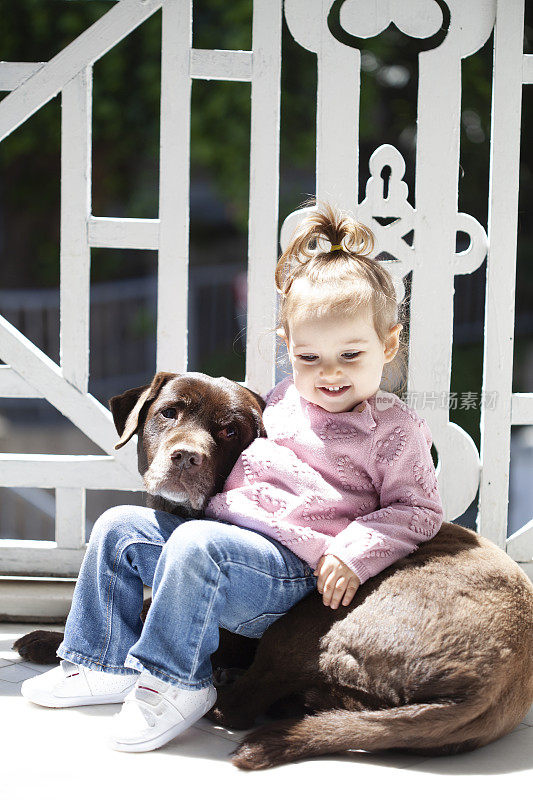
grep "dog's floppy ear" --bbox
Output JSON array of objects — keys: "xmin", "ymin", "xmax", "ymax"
[
  {"xmin": 241, "ymin": 387, "xmax": 267, "ymax": 438},
  {"xmin": 109, "ymin": 372, "xmax": 178, "ymax": 450},
  {"xmin": 243, "ymin": 386, "xmax": 266, "ymax": 412}
]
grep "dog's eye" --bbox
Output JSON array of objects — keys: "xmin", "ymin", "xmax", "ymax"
[
  {"xmin": 218, "ymin": 424, "xmax": 237, "ymax": 439},
  {"xmin": 161, "ymin": 407, "xmax": 177, "ymax": 419}
]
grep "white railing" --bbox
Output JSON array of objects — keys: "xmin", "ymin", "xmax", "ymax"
[
  {"xmin": 0, "ymin": 268, "xmax": 245, "ymax": 401},
  {"xmin": 0, "ymin": 0, "xmax": 531, "ymax": 587}
]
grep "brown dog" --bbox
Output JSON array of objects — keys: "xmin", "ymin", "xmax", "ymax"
[
  {"xmin": 14, "ymin": 372, "xmax": 265, "ymax": 669},
  {"xmin": 15, "ymin": 372, "xmax": 533, "ymax": 771},
  {"xmin": 211, "ymin": 522, "xmax": 533, "ymax": 769}
]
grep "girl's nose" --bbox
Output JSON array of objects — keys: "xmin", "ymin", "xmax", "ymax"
[{"xmin": 320, "ymin": 363, "xmax": 342, "ymax": 379}]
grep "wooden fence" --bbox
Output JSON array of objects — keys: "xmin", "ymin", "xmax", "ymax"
[{"xmin": 0, "ymin": 0, "xmax": 531, "ymax": 590}]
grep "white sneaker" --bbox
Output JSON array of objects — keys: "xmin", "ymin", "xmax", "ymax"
[
  {"xmin": 20, "ymin": 660, "xmax": 137, "ymax": 708},
  {"xmin": 109, "ymin": 671, "xmax": 217, "ymax": 753}
]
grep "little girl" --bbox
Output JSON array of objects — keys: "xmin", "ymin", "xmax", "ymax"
[{"xmin": 21, "ymin": 202, "xmax": 443, "ymax": 754}]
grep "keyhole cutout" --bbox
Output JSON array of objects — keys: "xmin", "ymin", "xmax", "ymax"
[{"xmin": 381, "ymin": 165, "xmax": 392, "ymax": 200}]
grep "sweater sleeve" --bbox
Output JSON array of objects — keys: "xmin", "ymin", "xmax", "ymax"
[
  {"xmin": 262, "ymin": 387, "xmax": 275, "ymax": 404},
  {"xmin": 323, "ymin": 412, "xmax": 444, "ymax": 585}
]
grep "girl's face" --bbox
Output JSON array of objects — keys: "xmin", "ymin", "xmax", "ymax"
[{"xmin": 283, "ymin": 308, "xmax": 402, "ymax": 413}]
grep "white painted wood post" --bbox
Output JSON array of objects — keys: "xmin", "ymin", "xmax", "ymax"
[
  {"xmin": 478, "ymin": 0, "xmax": 525, "ymax": 549},
  {"xmin": 245, "ymin": 0, "xmax": 283, "ymax": 395},
  {"xmin": 55, "ymin": 489, "xmax": 86, "ymax": 550},
  {"xmin": 60, "ymin": 67, "xmax": 92, "ymax": 394},
  {"xmin": 411, "ymin": 3, "xmax": 495, "ymax": 525},
  {"xmin": 156, "ymin": 0, "xmax": 192, "ymax": 373}
]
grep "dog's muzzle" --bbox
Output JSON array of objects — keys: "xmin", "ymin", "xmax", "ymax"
[{"xmin": 170, "ymin": 448, "xmax": 204, "ymax": 472}]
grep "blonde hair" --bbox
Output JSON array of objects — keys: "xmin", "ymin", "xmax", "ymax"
[{"xmin": 275, "ymin": 200, "xmax": 409, "ymax": 395}]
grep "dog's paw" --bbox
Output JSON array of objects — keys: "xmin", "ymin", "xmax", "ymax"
[
  {"xmin": 205, "ymin": 702, "xmax": 256, "ymax": 731},
  {"xmin": 12, "ymin": 630, "xmax": 63, "ymax": 664},
  {"xmin": 230, "ymin": 734, "xmax": 285, "ymax": 771},
  {"xmin": 230, "ymin": 718, "xmax": 313, "ymax": 770}
]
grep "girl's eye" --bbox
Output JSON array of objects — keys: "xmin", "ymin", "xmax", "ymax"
[
  {"xmin": 161, "ymin": 407, "xmax": 177, "ymax": 419},
  {"xmin": 297, "ymin": 355, "xmax": 318, "ymax": 362},
  {"xmin": 219, "ymin": 424, "xmax": 238, "ymax": 439},
  {"xmin": 342, "ymin": 352, "xmax": 360, "ymax": 360}
]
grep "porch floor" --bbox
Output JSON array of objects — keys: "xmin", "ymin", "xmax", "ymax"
[{"xmin": 2, "ymin": 622, "xmax": 532, "ymax": 799}]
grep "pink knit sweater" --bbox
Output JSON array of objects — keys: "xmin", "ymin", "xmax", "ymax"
[{"xmin": 205, "ymin": 377, "xmax": 444, "ymax": 584}]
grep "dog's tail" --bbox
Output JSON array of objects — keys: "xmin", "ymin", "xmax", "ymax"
[
  {"xmin": 13, "ymin": 630, "xmax": 63, "ymax": 664},
  {"xmin": 230, "ymin": 694, "xmax": 510, "ymax": 770}
]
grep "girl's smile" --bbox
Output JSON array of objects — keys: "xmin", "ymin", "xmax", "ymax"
[{"xmin": 318, "ymin": 384, "xmax": 350, "ymax": 395}]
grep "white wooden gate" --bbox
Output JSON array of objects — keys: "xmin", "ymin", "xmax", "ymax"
[{"xmin": 0, "ymin": 0, "xmax": 531, "ymax": 592}]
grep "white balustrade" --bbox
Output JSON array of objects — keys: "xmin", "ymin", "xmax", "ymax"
[{"xmin": 0, "ymin": 0, "xmax": 530, "ymax": 583}]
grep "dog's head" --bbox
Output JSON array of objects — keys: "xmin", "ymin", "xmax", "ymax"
[{"xmin": 109, "ymin": 372, "xmax": 266, "ymax": 514}]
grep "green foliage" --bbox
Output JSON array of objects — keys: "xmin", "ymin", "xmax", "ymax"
[
  {"xmin": 198, "ymin": 346, "xmax": 246, "ymax": 383},
  {"xmin": 450, "ymin": 342, "xmax": 483, "ymax": 450}
]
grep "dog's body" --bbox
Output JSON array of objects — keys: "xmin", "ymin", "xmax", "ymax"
[
  {"xmin": 14, "ymin": 372, "xmax": 533, "ymax": 770},
  {"xmin": 210, "ymin": 521, "xmax": 533, "ymax": 768}
]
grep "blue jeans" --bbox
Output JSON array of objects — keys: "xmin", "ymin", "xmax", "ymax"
[{"xmin": 57, "ymin": 505, "xmax": 317, "ymax": 690}]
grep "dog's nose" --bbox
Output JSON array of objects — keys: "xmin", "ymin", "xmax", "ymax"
[{"xmin": 170, "ymin": 448, "xmax": 204, "ymax": 470}]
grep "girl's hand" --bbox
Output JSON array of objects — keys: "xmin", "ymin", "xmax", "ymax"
[{"xmin": 313, "ymin": 554, "xmax": 360, "ymax": 609}]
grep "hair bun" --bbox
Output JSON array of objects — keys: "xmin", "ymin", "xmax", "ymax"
[
  {"xmin": 340, "ymin": 218, "xmax": 375, "ymax": 257},
  {"xmin": 275, "ymin": 201, "xmax": 375, "ymax": 294}
]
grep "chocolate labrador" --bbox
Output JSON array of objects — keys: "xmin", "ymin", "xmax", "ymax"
[
  {"xmin": 14, "ymin": 371, "xmax": 265, "ymax": 670},
  {"xmin": 14, "ymin": 372, "xmax": 533, "ymax": 771}
]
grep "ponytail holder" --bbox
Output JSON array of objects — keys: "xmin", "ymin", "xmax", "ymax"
[{"xmin": 330, "ymin": 244, "xmax": 344, "ymax": 252}]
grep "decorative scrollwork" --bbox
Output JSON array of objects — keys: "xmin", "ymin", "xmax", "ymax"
[
  {"xmin": 327, "ymin": 0, "xmax": 451, "ymax": 53},
  {"xmin": 358, "ymin": 145, "xmax": 415, "ymax": 302},
  {"xmin": 357, "ymin": 144, "xmax": 488, "ymax": 283}
]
